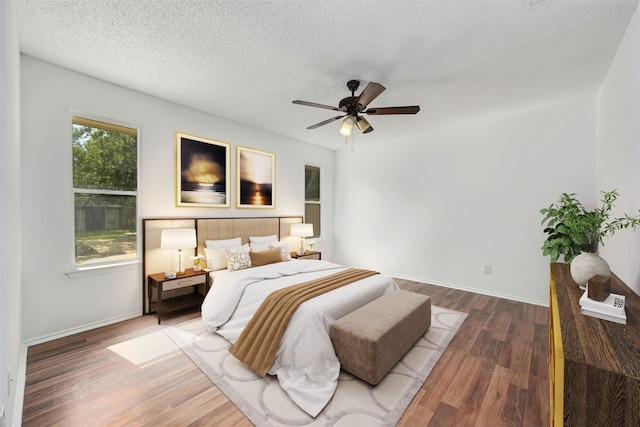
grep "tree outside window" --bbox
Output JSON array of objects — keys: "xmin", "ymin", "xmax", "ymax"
[{"xmin": 72, "ymin": 117, "xmax": 138, "ymax": 266}]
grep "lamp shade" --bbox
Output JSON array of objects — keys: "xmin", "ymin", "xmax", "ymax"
[
  {"xmin": 356, "ymin": 116, "xmax": 373, "ymax": 133},
  {"xmin": 160, "ymin": 228, "xmax": 197, "ymax": 250},
  {"xmin": 339, "ymin": 116, "xmax": 355, "ymax": 136},
  {"xmin": 290, "ymin": 223, "xmax": 313, "ymax": 238}
]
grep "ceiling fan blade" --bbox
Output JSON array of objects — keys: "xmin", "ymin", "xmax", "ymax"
[
  {"xmin": 354, "ymin": 82, "xmax": 386, "ymax": 109},
  {"xmin": 293, "ymin": 100, "xmax": 342, "ymax": 112},
  {"xmin": 306, "ymin": 115, "xmax": 345, "ymax": 130},
  {"xmin": 365, "ymin": 106, "xmax": 420, "ymax": 115}
]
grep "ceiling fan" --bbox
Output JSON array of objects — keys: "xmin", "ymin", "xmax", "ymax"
[{"xmin": 292, "ymin": 80, "xmax": 420, "ymax": 135}]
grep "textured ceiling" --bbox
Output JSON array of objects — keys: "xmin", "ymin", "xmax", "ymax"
[{"xmin": 14, "ymin": 0, "xmax": 639, "ymax": 150}]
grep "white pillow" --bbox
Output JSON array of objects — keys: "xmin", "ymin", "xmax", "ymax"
[
  {"xmin": 205, "ymin": 237, "xmax": 242, "ymax": 249},
  {"xmin": 249, "ymin": 234, "xmax": 278, "ymax": 244},
  {"xmin": 204, "ymin": 247, "xmax": 229, "ymax": 271},
  {"xmin": 269, "ymin": 241, "xmax": 292, "ymax": 261},
  {"xmin": 225, "ymin": 246, "xmax": 252, "ymax": 271},
  {"xmin": 250, "ymin": 241, "xmax": 272, "ymax": 252},
  {"xmin": 205, "ymin": 243, "xmax": 248, "ymax": 270}
]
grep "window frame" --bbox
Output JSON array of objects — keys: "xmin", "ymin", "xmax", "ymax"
[
  {"xmin": 304, "ymin": 163, "xmax": 322, "ymax": 239},
  {"xmin": 70, "ymin": 113, "xmax": 141, "ymax": 272}
]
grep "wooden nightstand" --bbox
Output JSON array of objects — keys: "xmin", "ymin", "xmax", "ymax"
[
  {"xmin": 147, "ymin": 268, "xmax": 209, "ymax": 324},
  {"xmin": 290, "ymin": 251, "xmax": 321, "ymax": 260}
]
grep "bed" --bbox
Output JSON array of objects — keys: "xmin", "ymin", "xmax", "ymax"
[
  {"xmin": 197, "ymin": 220, "xmax": 397, "ymax": 417},
  {"xmin": 142, "ymin": 217, "xmax": 398, "ymax": 416}
]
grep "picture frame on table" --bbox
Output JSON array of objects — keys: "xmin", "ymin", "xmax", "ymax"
[
  {"xmin": 236, "ymin": 145, "xmax": 276, "ymax": 209},
  {"xmin": 176, "ymin": 131, "xmax": 230, "ymax": 207}
]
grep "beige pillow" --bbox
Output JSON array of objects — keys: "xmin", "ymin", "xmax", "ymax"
[{"xmin": 250, "ymin": 249, "xmax": 283, "ymax": 267}]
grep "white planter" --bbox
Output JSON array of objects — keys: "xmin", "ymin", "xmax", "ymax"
[{"xmin": 570, "ymin": 252, "xmax": 610, "ymax": 289}]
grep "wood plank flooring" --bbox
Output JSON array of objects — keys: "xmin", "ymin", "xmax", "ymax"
[{"xmin": 22, "ymin": 279, "xmax": 549, "ymax": 426}]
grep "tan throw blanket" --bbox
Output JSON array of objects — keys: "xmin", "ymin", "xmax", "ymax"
[{"xmin": 229, "ymin": 268, "xmax": 378, "ymax": 376}]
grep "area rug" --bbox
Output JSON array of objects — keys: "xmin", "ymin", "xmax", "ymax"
[{"xmin": 164, "ymin": 305, "xmax": 467, "ymax": 427}]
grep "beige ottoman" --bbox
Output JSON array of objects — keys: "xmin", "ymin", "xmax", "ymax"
[{"xmin": 330, "ymin": 289, "xmax": 431, "ymax": 385}]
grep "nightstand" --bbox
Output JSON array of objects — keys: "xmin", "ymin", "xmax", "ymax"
[
  {"xmin": 147, "ymin": 268, "xmax": 209, "ymax": 324},
  {"xmin": 290, "ymin": 251, "xmax": 321, "ymax": 260}
]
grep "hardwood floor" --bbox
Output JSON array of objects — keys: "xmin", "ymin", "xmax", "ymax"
[{"xmin": 22, "ymin": 280, "xmax": 549, "ymax": 426}]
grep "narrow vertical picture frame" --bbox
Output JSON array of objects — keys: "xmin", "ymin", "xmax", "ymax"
[
  {"xmin": 176, "ymin": 131, "xmax": 230, "ymax": 207},
  {"xmin": 236, "ymin": 146, "xmax": 276, "ymax": 209}
]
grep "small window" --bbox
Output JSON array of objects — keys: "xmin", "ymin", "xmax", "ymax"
[
  {"xmin": 72, "ymin": 116, "xmax": 138, "ymax": 266},
  {"xmin": 305, "ymin": 164, "xmax": 321, "ymax": 238}
]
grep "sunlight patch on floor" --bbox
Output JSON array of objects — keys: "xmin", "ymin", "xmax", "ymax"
[
  {"xmin": 108, "ymin": 330, "xmax": 179, "ymax": 365},
  {"xmin": 168, "ymin": 328, "xmax": 203, "ymax": 347}
]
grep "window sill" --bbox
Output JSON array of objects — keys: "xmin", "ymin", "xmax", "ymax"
[{"xmin": 65, "ymin": 260, "xmax": 141, "ymax": 278}]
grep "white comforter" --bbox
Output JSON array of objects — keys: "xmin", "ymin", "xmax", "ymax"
[{"xmin": 201, "ymin": 259, "xmax": 397, "ymax": 417}]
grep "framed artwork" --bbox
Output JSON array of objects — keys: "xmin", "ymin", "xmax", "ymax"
[
  {"xmin": 236, "ymin": 146, "xmax": 275, "ymax": 208},
  {"xmin": 176, "ymin": 132, "xmax": 230, "ymax": 207}
]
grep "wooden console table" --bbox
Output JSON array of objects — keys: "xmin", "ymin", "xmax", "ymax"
[{"xmin": 549, "ymin": 263, "xmax": 640, "ymax": 426}]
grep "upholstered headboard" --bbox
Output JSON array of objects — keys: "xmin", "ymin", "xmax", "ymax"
[
  {"xmin": 142, "ymin": 216, "xmax": 302, "ymax": 313},
  {"xmin": 195, "ymin": 217, "xmax": 301, "ymax": 255}
]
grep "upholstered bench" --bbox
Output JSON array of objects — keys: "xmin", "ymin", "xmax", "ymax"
[{"xmin": 330, "ymin": 289, "xmax": 431, "ymax": 385}]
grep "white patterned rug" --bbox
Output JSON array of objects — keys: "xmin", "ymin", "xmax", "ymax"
[{"xmin": 165, "ymin": 305, "xmax": 467, "ymax": 427}]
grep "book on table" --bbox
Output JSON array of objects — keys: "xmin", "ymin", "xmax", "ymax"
[{"xmin": 579, "ymin": 291, "xmax": 626, "ymax": 324}]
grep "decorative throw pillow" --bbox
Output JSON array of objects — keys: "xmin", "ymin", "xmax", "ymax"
[
  {"xmin": 205, "ymin": 237, "xmax": 242, "ymax": 249},
  {"xmin": 225, "ymin": 246, "xmax": 252, "ymax": 271},
  {"xmin": 269, "ymin": 241, "xmax": 292, "ymax": 261},
  {"xmin": 249, "ymin": 249, "xmax": 283, "ymax": 266},
  {"xmin": 249, "ymin": 234, "xmax": 278, "ymax": 244}
]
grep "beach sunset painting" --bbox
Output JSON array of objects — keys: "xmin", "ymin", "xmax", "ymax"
[{"xmin": 237, "ymin": 146, "xmax": 275, "ymax": 208}]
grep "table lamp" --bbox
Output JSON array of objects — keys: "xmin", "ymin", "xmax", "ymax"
[
  {"xmin": 290, "ymin": 223, "xmax": 313, "ymax": 256},
  {"xmin": 160, "ymin": 228, "xmax": 196, "ymax": 277}
]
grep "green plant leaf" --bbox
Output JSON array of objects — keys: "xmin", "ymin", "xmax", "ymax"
[{"xmin": 539, "ymin": 189, "xmax": 640, "ymax": 262}]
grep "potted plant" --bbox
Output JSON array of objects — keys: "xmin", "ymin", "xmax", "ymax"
[{"xmin": 540, "ymin": 189, "xmax": 640, "ymax": 286}]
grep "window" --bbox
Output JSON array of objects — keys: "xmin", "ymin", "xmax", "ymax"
[
  {"xmin": 72, "ymin": 116, "xmax": 138, "ymax": 266},
  {"xmin": 304, "ymin": 164, "xmax": 321, "ymax": 238}
]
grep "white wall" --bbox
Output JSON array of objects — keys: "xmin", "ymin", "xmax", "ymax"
[
  {"xmin": 1, "ymin": 2, "xmax": 23, "ymax": 425},
  {"xmin": 20, "ymin": 56, "xmax": 334, "ymax": 342},
  {"xmin": 334, "ymin": 93, "xmax": 597, "ymax": 305},
  {"xmin": 597, "ymin": 4, "xmax": 640, "ymax": 295}
]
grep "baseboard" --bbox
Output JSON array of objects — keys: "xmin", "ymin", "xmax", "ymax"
[
  {"xmin": 12, "ymin": 342, "xmax": 27, "ymax": 427},
  {"xmin": 387, "ymin": 272, "xmax": 548, "ymax": 307},
  {"xmin": 15, "ymin": 311, "xmax": 142, "ymax": 426},
  {"xmin": 24, "ymin": 311, "xmax": 141, "ymax": 347}
]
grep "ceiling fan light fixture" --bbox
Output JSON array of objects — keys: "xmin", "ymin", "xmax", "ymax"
[
  {"xmin": 356, "ymin": 116, "xmax": 373, "ymax": 133},
  {"xmin": 293, "ymin": 80, "xmax": 419, "ymax": 134},
  {"xmin": 339, "ymin": 116, "xmax": 355, "ymax": 136}
]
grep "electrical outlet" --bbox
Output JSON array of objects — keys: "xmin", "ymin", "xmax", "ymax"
[{"xmin": 483, "ymin": 264, "xmax": 492, "ymax": 274}]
